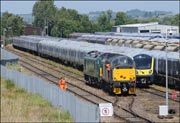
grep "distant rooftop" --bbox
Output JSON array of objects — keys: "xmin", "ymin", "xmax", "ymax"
[{"xmin": 114, "ymin": 22, "xmax": 159, "ymax": 27}]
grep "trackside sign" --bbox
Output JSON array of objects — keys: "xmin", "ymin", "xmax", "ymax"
[{"xmin": 99, "ymin": 103, "xmax": 113, "ymax": 117}]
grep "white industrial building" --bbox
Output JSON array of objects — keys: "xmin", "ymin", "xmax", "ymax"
[{"xmin": 112, "ymin": 22, "xmax": 179, "ymax": 34}]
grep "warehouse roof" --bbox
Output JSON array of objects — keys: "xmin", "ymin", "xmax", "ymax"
[{"xmin": 114, "ymin": 22, "xmax": 159, "ymax": 28}]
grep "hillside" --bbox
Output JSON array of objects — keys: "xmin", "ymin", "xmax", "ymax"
[{"xmin": 88, "ymin": 9, "xmax": 173, "ymax": 21}]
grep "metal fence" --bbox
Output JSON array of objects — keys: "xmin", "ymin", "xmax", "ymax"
[
  {"xmin": 0, "ymin": 48, "xmax": 19, "ymax": 65},
  {"xmin": 0, "ymin": 49, "xmax": 100, "ymax": 122}
]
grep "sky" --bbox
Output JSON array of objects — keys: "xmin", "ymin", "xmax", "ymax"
[{"xmin": 1, "ymin": 1, "xmax": 179, "ymax": 14}]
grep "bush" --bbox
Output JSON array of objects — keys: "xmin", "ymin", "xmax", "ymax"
[{"xmin": 5, "ymin": 79, "xmax": 15, "ymax": 90}]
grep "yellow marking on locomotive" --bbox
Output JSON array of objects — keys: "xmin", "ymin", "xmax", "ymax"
[
  {"xmin": 113, "ymin": 68, "xmax": 136, "ymax": 81},
  {"xmin": 128, "ymin": 87, "xmax": 136, "ymax": 94},
  {"xmin": 99, "ymin": 67, "xmax": 102, "ymax": 77},
  {"xmin": 113, "ymin": 87, "xmax": 121, "ymax": 94},
  {"xmin": 136, "ymin": 70, "xmax": 152, "ymax": 76}
]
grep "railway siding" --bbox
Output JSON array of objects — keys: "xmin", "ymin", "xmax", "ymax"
[{"xmin": 4, "ymin": 46, "xmax": 178, "ymax": 122}]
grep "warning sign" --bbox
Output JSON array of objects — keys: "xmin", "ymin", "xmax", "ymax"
[{"xmin": 99, "ymin": 103, "xmax": 113, "ymax": 117}]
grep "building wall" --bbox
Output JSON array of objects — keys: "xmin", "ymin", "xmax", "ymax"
[
  {"xmin": 24, "ymin": 24, "xmax": 42, "ymax": 35},
  {"xmin": 112, "ymin": 27, "xmax": 117, "ymax": 32},
  {"xmin": 112, "ymin": 24, "xmax": 179, "ymax": 34},
  {"xmin": 121, "ymin": 27, "xmax": 138, "ymax": 33},
  {"xmin": 138, "ymin": 25, "xmax": 179, "ymax": 34}
]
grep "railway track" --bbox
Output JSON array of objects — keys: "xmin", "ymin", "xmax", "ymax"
[
  {"xmin": 5, "ymin": 47, "xmax": 152, "ymax": 123},
  {"xmin": 6, "ymin": 46, "xmax": 180, "ymax": 103},
  {"xmin": 141, "ymin": 88, "xmax": 180, "ymax": 103}
]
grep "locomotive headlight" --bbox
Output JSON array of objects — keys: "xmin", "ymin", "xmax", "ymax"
[
  {"xmin": 176, "ymin": 71, "xmax": 178, "ymax": 75},
  {"xmin": 149, "ymin": 70, "xmax": 152, "ymax": 74}
]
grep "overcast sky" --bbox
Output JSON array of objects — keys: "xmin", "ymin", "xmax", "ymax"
[{"xmin": 1, "ymin": 1, "xmax": 179, "ymax": 14}]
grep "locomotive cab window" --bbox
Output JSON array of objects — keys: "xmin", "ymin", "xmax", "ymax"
[
  {"xmin": 134, "ymin": 57, "xmax": 152, "ymax": 69},
  {"xmin": 112, "ymin": 57, "xmax": 134, "ymax": 68}
]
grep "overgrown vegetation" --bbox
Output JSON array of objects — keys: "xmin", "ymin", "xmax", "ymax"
[
  {"xmin": 0, "ymin": 12, "xmax": 24, "ymax": 43},
  {"xmin": 5, "ymin": 62, "xmax": 22, "ymax": 71},
  {"xmin": 5, "ymin": 79, "xmax": 15, "ymax": 90},
  {"xmin": 45, "ymin": 59, "xmax": 83, "ymax": 77},
  {"xmin": 1, "ymin": 78, "xmax": 73, "ymax": 122}
]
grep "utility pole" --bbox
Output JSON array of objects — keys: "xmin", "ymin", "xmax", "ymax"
[
  {"xmin": 3, "ymin": 28, "xmax": 7, "ymax": 47},
  {"xmin": 165, "ymin": 30, "xmax": 168, "ymax": 109},
  {"xmin": 158, "ymin": 30, "xmax": 170, "ymax": 116},
  {"xmin": 45, "ymin": 18, "xmax": 48, "ymax": 36},
  {"xmin": 43, "ymin": 18, "xmax": 48, "ymax": 37},
  {"xmin": 165, "ymin": 29, "xmax": 172, "ymax": 115}
]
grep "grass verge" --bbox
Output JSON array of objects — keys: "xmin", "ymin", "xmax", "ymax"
[
  {"xmin": 6, "ymin": 62, "xmax": 22, "ymax": 72},
  {"xmin": 1, "ymin": 78, "xmax": 73, "ymax": 122}
]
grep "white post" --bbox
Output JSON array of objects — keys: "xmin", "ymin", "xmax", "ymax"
[
  {"xmin": 158, "ymin": 32, "xmax": 169, "ymax": 116},
  {"xmin": 165, "ymin": 30, "xmax": 168, "ymax": 113}
]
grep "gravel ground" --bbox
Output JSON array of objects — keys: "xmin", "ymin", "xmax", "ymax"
[{"xmin": 132, "ymin": 89, "xmax": 179, "ymax": 122}]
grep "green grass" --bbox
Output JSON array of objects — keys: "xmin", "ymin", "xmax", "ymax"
[
  {"xmin": 6, "ymin": 62, "xmax": 22, "ymax": 72},
  {"xmin": 44, "ymin": 59, "xmax": 83, "ymax": 76},
  {"xmin": 11, "ymin": 47, "xmax": 83, "ymax": 76},
  {"xmin": 5, "ymin": 79, "xmax": 15, "ymax": 90},
  {"xmin": 1, "ymin": 78, "xmax": 73, "ymax": 122}
]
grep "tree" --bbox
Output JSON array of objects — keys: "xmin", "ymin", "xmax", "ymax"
[
  {"xmin": 106, "ymin": 9, "xmax": 112, "ymax": 22},
  {"xmin": 91, "ymin": 22, "xmax": 101, "ymax": 33},
  {"xmin": 97, "ymin": 11, "xmax": 112, "ymax": 32},
  {"xmin": 0, "ymin": 17, "xmax": 2, "ymax": 37},
  {"xmin": 171, "ymin": 14, "xmax": 180, "ymax": 27},
  {"xmin": 56, "ymin": 7, "xmax": 80, "ymax": 21},
  {"xmin": 171, "ymin": 14, "xmax": 180, "ymax": 32},
  {"xmin": 159, "ymin": 16, "xmax": 172, "ymax": 25},
  {"xmin": 115, "ymin": 12, "xmax": 129, "ymax": 25},
  {"xmin": 32, "ymin": 0, "xmax": 57, "ymax": 35},
  {"xmin": 149, "ymin": 17, "xmax": 159, "ymax": 22},
  {"xmin": 1, "ymin": 12, "xmax": 24, "ymax": 38},
  {"xmin": 51, "ymin": 19, "xmax": 77, "ymax": 38},
  {"xmin": 78, "ymin": 14, "xmax": 94, "ymax": 32},
  {"xmin": 126, "ymin": 18, "xmax": 138, "ymax": 24},
  {"xmin": 50, "ymin": 7, "xmax": 95, "ymax": 37}
]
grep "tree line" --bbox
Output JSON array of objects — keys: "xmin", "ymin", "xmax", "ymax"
[
  {"xmin": 0, "ymin": 12, "xmax": 24, "ymax": 40},
  {"xmin": 1, "ymin": 0, "xmax": 180, "ymax": 39}
]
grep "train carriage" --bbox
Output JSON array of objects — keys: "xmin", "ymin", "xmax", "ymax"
[
  {"xmin": 145, "ymin": 50, "xmax": 179, "ymax": 90},
  {"xmin": 13, "ymin": 36, "xmax": 41, "ymax": 53}
]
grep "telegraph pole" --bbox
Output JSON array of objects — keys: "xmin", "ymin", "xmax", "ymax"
[{"xmin": 3, "ymin": 28, "xmax": 7, "ymax": 47}]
